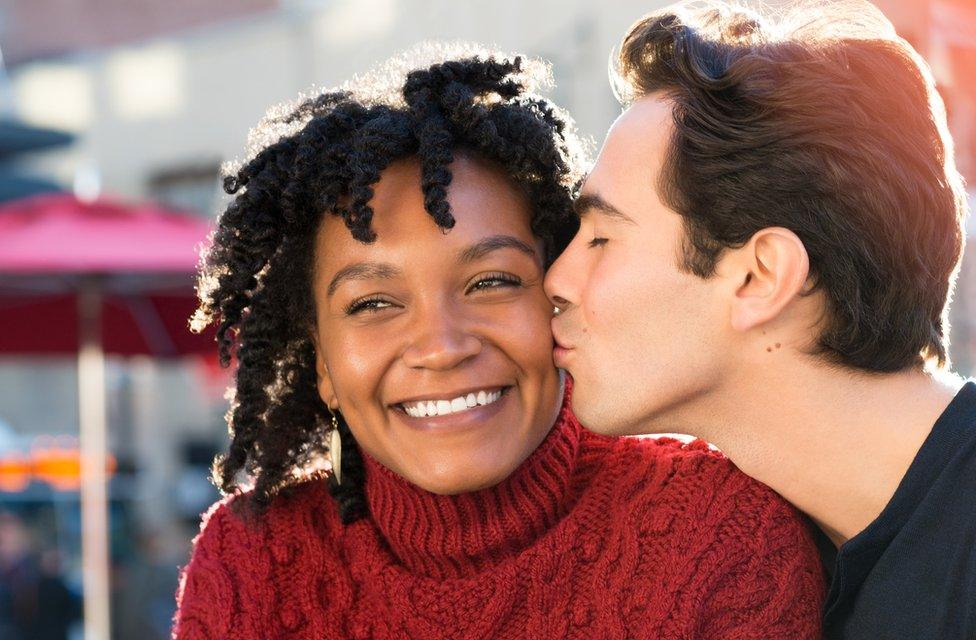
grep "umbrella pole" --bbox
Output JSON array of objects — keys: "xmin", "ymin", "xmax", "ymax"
[{"xmin": 78, "ymin": 276, "xmax": 112, "ymax": 640}]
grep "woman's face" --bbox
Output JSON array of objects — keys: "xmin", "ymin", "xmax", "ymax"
[{"xmin": 311, "ymin": 155, "xmax": 563, "ymax": 495}]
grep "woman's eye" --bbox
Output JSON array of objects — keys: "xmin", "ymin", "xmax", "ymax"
[
  {"xmin": 588, "ymin": 237, "xmax": 608, "ymax": 248},
  {"xmin": 345, "ymin": 297, "xmax": 394, "ymax": 315},
  {"xmin": 467, "ymin": 273, "xmax": 523, "ymax": 293}
]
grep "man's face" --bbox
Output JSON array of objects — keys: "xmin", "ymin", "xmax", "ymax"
[{"xmin": 544, "ymin": 95, "xmax": 733, "ymax": 435}]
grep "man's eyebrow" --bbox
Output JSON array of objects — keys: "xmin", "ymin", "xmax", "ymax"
[
  {"xmin": 574, "ymin": 193, "xmax": 637, "ymax": 225},
  {"xmin": 327, "ymin": 262, "xmax": 402, "ymax": 297},
  {"xmin": 457, "ymin": 235, "xmax": 540, "ymax": 265}
]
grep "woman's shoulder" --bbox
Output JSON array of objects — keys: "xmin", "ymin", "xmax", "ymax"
[
  {"xmin": 591, "ymin": 434, "xmax": 807, "ymax": 531},
  {"xmin": 595, "ymin": 433, "xmax": 734, "ymax": 488},
  {"xmin": 174, "ymin": 479, "xmax": 341, "ymax": 637},
  {"xmin": 572, "ymin": 433, "xmax": 824, "ymax": 627},
  {"xmin": 191, "ymin": 477, "xmax": 342, "ymax": 558}
]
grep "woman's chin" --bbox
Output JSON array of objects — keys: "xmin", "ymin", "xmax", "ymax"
[{"xmin": 406, "ymin": 464, "xmax": 512, "ymax": 496}]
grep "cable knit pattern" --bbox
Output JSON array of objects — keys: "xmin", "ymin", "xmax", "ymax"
[{"xmin": 172, "ymin": 388, "xmax": 824, "ymax": 639}]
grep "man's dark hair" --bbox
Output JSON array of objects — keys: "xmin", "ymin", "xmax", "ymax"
[
  {"xmin": 189, "ymin": 45, "xmax": 586, "ymax": 524},
  {"xmin": 614, "ymin": 0, "xmax": 968, "ymax": 372}
]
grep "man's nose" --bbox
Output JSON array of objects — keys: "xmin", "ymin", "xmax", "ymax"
[
  {"xmin": 544, "ymin": 252, "xmax": 577, "ymax": 314},
  {"xmin": 401, "ymin": 301, "xmax": 482, "ymax": 370}
]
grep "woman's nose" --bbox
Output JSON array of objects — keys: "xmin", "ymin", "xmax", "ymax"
[{"xmin": 401, "ymin": 303, "xmax": 482, "ymax": 370}]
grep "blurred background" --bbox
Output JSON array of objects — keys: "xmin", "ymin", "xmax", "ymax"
[{"xmin": 0, "ymin": 0, "xmax": 971, "ymax": 638}]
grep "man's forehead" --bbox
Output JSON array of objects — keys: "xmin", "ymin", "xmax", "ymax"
[
  {"xmin": 577, "ymin": 95, "xmax": 674, "ymax": 220},
  {"xmin": 586, "ymin": 96, "xmax": 671, "ymax": 192},
  {"xmin": 608, "ymin": 96, "xmax": 672, "ymax": 155}
]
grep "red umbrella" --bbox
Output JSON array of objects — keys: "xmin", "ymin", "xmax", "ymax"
[
  {"xmin": 0, "ymin": 192, "xmax": 215, "ymax": 640},
  {"xmin": 0, "ymin": 192, "xmax": 215, "ymax": 356}
]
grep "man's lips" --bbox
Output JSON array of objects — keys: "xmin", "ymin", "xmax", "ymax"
[
  {"xmin": 551, "ymin": 322, "xmax": 575, "ymax": 368},
  {"xmin": 550, "ymin": 319, "xmax": 575, "ymax": 352},
  {"xmin": 553, "ymin": 344, "xmax": 573, "ymax": 364}
]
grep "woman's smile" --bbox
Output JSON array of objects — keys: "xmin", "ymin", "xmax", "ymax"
[
  {"xmin": 311, "ymin": 153, "xmax": 563, "ymax": 495},
  {"xmin": 395, "ymin": 385, "xmax": 507, "ymax": 417},
  {"xmin": 392, "ymin": 385, "xmax": 512, "ymax": 433}
]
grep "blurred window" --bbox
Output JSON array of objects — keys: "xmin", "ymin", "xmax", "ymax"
[{"xmin": 147, "ymin": 163, "xmax": 220, "ymax": 218}]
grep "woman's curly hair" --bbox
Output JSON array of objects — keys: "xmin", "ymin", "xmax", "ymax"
[{"xmin": 189, "ymin": 44, "xmax": 588, "ymax": 525}]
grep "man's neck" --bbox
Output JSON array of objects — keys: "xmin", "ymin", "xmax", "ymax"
[{"xmin": 672, "ymin": 363, "xmax": 963, "ymax": 547}]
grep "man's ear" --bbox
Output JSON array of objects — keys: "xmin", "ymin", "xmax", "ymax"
[
  {"xmin": 727, "ymin": 227, "xmax": 810, "ymax": 332},
  {"xmin": 309, "ymin": 327, "xmax": 338, "ymax": 410}
]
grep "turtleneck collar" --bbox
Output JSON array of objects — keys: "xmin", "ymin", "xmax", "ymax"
[{"xmin": 361, "ymin": 381, "xmax": 582, "ymax": 579}]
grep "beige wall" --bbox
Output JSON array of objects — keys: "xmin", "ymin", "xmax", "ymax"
[{"xmin": 9, "ymin": 0, "xmax": 796, "ymax": 209}]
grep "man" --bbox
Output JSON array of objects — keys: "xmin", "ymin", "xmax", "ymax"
[{"xmin": 544, "ymin": 1, "xmax": 973, "ymax": 638}]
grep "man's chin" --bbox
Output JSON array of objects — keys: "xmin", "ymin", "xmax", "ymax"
[
  {"xmin": 571, "ymin": 386, "xmax": 652, "ymax": 437},
  {"xmin": 568, "ymin": 385, "xmax": 616, "ymax": 435}
]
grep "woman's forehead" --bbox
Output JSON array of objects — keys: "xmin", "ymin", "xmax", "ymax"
[{"xmin": 317, "ymin": 155, "xmax": 537, "ymax": 261}]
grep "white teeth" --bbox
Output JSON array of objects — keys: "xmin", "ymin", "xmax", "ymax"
[{"xmin": 401, "ymin": 389, "xmax": 504, "ymax": 417}]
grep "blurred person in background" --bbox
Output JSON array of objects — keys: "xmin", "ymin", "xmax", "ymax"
[
  {"xmin": 115, "ymin": 528, "xmax": 182, "ymax": 640},
  {"xmin": 171, "ymin": 45, "xmax": 824, "ymax": 639},
  {"xmin": 544, "ymin": 1, "xmax": 973, "ymax": 638},
  {"xmin": 0, "ymin": 510, "xmax": 80, "ymax": 640}
]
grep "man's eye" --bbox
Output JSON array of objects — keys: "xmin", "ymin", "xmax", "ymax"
[
  {"xmin": 466, "ymin": 273, "xmax": 523, "ymax": 294},
  {"xmin": 588, "ymin": 237, "xmax": 608, "ymax": 248},
  {"xmin": 345, "ymin": 297, "xmax": 394, "ymax": 315}
]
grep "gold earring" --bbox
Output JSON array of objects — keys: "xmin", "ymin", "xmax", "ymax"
[{"xmin": 328, "ymin": 407, "xmax": 342, "ymax": 485}]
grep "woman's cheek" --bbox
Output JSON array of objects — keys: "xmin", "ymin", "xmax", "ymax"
[
  {"xmin": 507, "ymin": 301, "xmax": 558, "ymax": 366},
  {"xmin": 325, "ymin": 327, "xmax": 392, "ymax": 393}
]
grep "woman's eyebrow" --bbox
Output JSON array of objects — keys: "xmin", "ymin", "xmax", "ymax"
[
  {"xmin": 327, "ymin": 262, "xmax": 402, "ymax": 297},
  {"xmin": 457, "ymin": 235, "xmax": 539, "ymax": 265}
]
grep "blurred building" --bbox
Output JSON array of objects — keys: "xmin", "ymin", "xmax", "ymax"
[
  {"xmin": 0, "ymin": 2, "xmax": 973, "ymax": 637},
  {"xmin": 872, "ymin": 0, "xmax": 976, "ymax": 372},
  {"xmin": 1, "ymin": 0, "xmax": 686, "ymax": 211}
]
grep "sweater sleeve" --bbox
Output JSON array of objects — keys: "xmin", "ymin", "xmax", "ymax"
[
  {"xmin": 170, "ymin": 498, "xmax": 263, "ymax": 640},
  {"xmin": 695, "ymin": 465, "xmax": 826, "ymax": 640}
]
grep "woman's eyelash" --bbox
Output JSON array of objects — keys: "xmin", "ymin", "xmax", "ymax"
[
  {"xmin": 345, "ymin": 297, "xmax": 392, "ymax": 315},
  {"xmin": 467, "ymin": 273, "xmax": 523, "ymax": 292},
  {"xmin": 345, "ymin": 274, "xmax": 522, "ymax": 313},
  {"xmin": 588, "ymin": 237, "xmax": 608, "ymax": 248}
]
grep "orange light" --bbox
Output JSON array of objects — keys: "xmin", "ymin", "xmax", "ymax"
[
  {"xmin": 0, "ymin": 454, "xmax": 31, "ymax": 492},
  {"xmin": 0, "ymin": 445, "xmax": 118, "ymax": 492},
  {"xmin": 34, "ymin": 446, "xmax": 82, "ymax": 491}
]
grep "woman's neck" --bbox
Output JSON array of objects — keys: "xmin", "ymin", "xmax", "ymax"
[{"xmin": 361, "ymin": 392, "xmax": 584, "ymax": 578}]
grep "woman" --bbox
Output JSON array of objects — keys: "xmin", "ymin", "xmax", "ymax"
[{"xmin": 172, "ymin": 46, "xmax": 824, "ymax": 639}]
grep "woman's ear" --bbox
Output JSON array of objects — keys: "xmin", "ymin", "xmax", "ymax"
[
  {"xmin": 728, "ymin": 227, "xmax": 810, "ymax": 333},
  {"xmin": 309, "ymin": 327, "xmax": 338, "ymax": 410}
]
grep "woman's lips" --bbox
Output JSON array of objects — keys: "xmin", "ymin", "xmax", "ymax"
[
  {"xmin": 393, "ymin": 387, "xmax": 511, "ymax": 432},
  {"xmin": 392, "ymin": 385, "xmax": 507, "ymax": 410}
]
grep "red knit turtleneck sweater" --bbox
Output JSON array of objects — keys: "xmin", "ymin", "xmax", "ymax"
[{"xmin": 172, "ymin": 389, "xmax": 824, "ymax": 639}]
